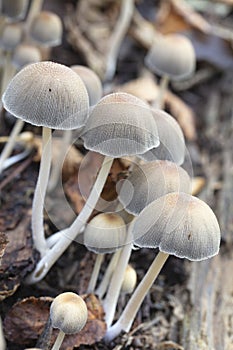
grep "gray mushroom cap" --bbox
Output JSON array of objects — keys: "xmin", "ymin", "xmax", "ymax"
[
  {"xmin": 145, "ymin": 34, "xmax": 196, "ymax": 81},
  {"xmin": 84, "ymin": 213, "xmax": 127, "ymax": 254},
  {"xmin": 29, "ymin": 11, "xmax": 63, "ymax": 47},
  {"xmin": 2, "ymin": 61, "xmax": 89, "ymax": 130},
  {"xmin": 71, "ymin": 65, "xmax": 103, "ymax": 106},
  {"xmin": 81, "ymin": 92, "xmax": 159, "ymax": 157},
  {"xmin": 118, "ymin": 160, "xmax": 191, "ymax": 216},
  {"xmin": 0, "ymin": 23, "xmax": 23, "ymax": 51},
  {"xmin": 2, "ymin": 0, "xmax": 29, "ymax": 20},
  {"xmin": 133, "ymin": 192, "xmax": 221, "ymax": 261},
  {"xmin": 12, "ymin": 44, "xmax": 42, "ymax": 69},
  {"xmin": 140, "ymin": 109, "xmax": 185, "ymax": 165}
]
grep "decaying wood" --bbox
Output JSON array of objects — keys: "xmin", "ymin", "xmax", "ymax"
[{"xmin": 182, "ymin": 251, "xmax": 233, "ymax": 350}]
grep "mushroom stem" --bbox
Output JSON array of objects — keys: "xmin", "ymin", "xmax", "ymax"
[
  {"xmin": 153, "ymin": 74, "xmax": 169, "ymax": 109},
  {"xmin": 31, "ymin": 126, "xmax": 52, "ymax": 256},
  {"xmin": 103, "ymin": 225, "xmax": 133, "ymax": 328},
  {"xmin": 96, "ymin": 249, "xmax": 122, "ymax": 299},
  {"xmin": 51, "ymin": 330, "xmax": 65, "ymax": 350},
  {"xmin": 48, "ymin": 129, "xmax": 73, "ymax": 192},
  {"xmin": 0, "ymin": 118, "xmax": 24, "ymax": 173},
  {"xmin": 105, "ymin": 251, "xmax": 169, "ymax": 342},
  {"xmin": 87, "ymin": 254, "xmax": 104, "ymax": 293},
  {"xmin": 26, "ymin": 0, "xmax": 44, "ymax": 29},
  {"xmin": 104, "ymin": 0, "xmax": 134, "ymax": 83},
  {"xmin": 26, "ymin": 156, "xmax": 114, "ymax": 283}
]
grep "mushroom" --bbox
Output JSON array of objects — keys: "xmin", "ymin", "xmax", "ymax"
[
  {"xmin": 1, "ymin": 0, "xmax": 29, "ymax": 20},
  {"xmin": 50, "ymin": 292, "xmax": 88, "ymax": 350},
  {"xmin": 0, "ymin": 317, "xmax": 6, "ymax": 350},
  {"xmin": 145, "ymin": 33, "xmax": 196, "ymax": 107},
  {"xmin": 84, "ymin": 212, "xmax": 126, "ymax": 293},
  {"xmin": 105, "ymin": 192, "xmax": 221, "ymax": 341},
  {"xmin": 140, "ymin": 109, "xmax": 186, "ymax": 165},
  {"xmin": 2, "ymin": 61, "xmax": 89, "ymax": 256},
  {"xmin": 118, "ymin": 160, "xmax": 191, "ymax": 215},
  {"xmin": 26, "ymin": 91, "xmax": 160, "ymax": 283},
  {"xmin": 120, "ymin": 264, "xmax": 137, "ymax": 295}
]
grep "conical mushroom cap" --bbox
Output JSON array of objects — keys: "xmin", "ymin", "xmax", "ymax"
[
  {"xmin": 118, "ymin": 160, "xmax": 191, "ymax": 215},
  {"xmin": 71, "ymin": 65, "xmax": 103, "ymax": 106},
  {"xmin": 140, "ymin": 109, "xmax": 185, "ymax": 164},
  {"xmin": 145, "ymin": 34, "xmax": 196, "ymax": 81},
  {"xmin": 133, "ymin": 192, "xmax": 221, "ymax": 261},
  {"xmin": 2, "ymin": 61, "xmax": 89, "ymax": 130},
  {"xmin": 84, "ymin": 213, "xmax": 126, "ymax": 254},
  {"xmin": 81, "ymin": 92, "xmax": 159, "ymax": 157},
  {"xmin": 30, "ymin": 11, "xmax": 63, "ymax": 47}
]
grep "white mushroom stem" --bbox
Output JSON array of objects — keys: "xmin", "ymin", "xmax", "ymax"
[
  {"xmin": 104, "ymin": 0, "xmax": 134, "ymax": 83},
  {"xmin": 0, "ymin": 119, "xmax": 24, "ymax": 174},
  {"xmin": 153, "ymin": 74, "xmax": 169, "ymax": 109},
  {"xmin": 103, "ymin": 225, "xmax": 133, "ymax": 328},
  {"xmin": 96, "ymin": 249, "xmax": 122, "ymax": 299},
  {"xmin": 26, "ymin": 156, "xmax": 114, "ymax": 283},
  {"xmin": 105, "ymin": 251, "xmax": 169, "ymax": 342},
  {"xmin": 26, "ymin": 0, "xmax": 44, "ymax": 29},
  {"xmin": 31, "ymin": 126, "xmax": 52, "ymax": 256},
  {"xmin": 48, "ymin": 129, "xmax": 73, "ymax": 192},
  {"xmin": 51, "ymin": 330, "xmax": 65, "ymax": 350},
  {"xmin": 87, "ymin": 254, "xmax": 104, "ymax": 293},
  {"xmin": 0, "ymin": 51, "xmax": 16, "ymax": 101}
]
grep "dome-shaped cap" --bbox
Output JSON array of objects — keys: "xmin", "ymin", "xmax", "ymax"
[
  {"xmin": 2, "ymin": 61, "xmax": 89, "ymax": 130},
  {"xmin": 133, "ymin": 192, "xmax": 221, "ymax": 261},
  {"xmin": 2, "ymin": 0, "xmax": 29, "ymax": 20},
  {"xmin": 12, "ymin": 44, "xmax": 41, "ymax": 69},
  {"xmin": 145, "ymin": 34, "xmax": 196, "ymax": 81},
  {"xmin": 71, "ymin": 65, "xmax": 103, "ymax": 106},
  {"xmin": 50, "ymin": 292, "xmax": 88, "ymax": 334},
  {"xmin": 118, "ymin": 160, "xmax": 191, "ymax": 215},
  {"xmin": 81, "ymin": 92, "xmax": 159, "ymax": 157},
  {"xmin": 84, "ymin": 213, "xmax": 126, "ymax": 254},
  {"xmin": 140, "ymin": 109, "xmax": 185, "ymax": 164},
  {"xmin": 0, "ymin": 23, "xmax": 23, "ymax": 51},
  {"xmin": 29, "ymin": 11, "xmax": 63, "ymax": 47},
  {"xmin": 121, "ymin": 264, "xmax": 137, "ymax": 294}
]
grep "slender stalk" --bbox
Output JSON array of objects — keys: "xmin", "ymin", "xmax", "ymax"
[
  {"xmin": 104, "ymin": 0, "xmax": 134, "ymax": 83},
  {"xmin": 105, "ymin": 251, "xmax": 169, "ymax": 342},
  {"xmin": 0, "ymin": 51, "xmax": 16, "ymax": 101},
  {"xmin": 31, "ymin": 126, "xmax": 52, "ymax": 256},
  {"xmin": 96, "ymin": 249, "xmax": 122, "ymax": 299},
  {"xmin": 26, "ymin": 0, "xmax": 44, "ymax": 29},
  {"xmin": 153, "ymin": 74, "xmax": 169, "ymax": 109},
  {"xmin": 26, "ymin": 156, "xmax": 114, "ymax": 284},
  {"xmin": 51, "ymin": 330, "xmax": 65, "ymax": 350},
  {"xmin": 87, "ymin": 254, "xmax": 104, "ymax": 293},
  {"xmin": 0, "ymin": 119, "xmax": 24, "ymax": 173},
  {"xmin": 48, "ymin": 129, "xmax": 72, "ymax": 192},
  {"xmin": 103, "ymin": 224, "xmax": 133, "ymax": 328}
]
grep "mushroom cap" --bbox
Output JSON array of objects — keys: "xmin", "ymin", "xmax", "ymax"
[
  {"xmin": 81, "ymin": 92, "xmax": 159, "ymax": 157},
  {"xmin": 133, "ymin": 192, "xmax": 221, "ymax": 261},
  {"xmin": 145, "ymin": 34, "xmax": 196, "ymax": 81},
  {"xmin": 84, "ymin": 213, "xmax": 126, "ymax": 254},
  {"xmin": 71, "ymin": 65, "xmax": 103, "ymax": 106},
  {"xmin": 29, "ymin": 11, "xmax": 63, "ymax": 47},
  {"xmin": 0, "ymin": 23, "xmax": 23, "ymax": 51},
  {"xmin": 12, "ymin": 44, "xmax": 42, "ymax": 69},
  {"xmin": 118, "ymin": 160, "xmax": 191, "ymax": 215},
  {"xmin": 2, "ymin": 61, "xmax": 89, "ymax": 130},
  {"xmin": 140, "ymin": 109, "xmax": 185, "ymax": 164},
  {"xmin": 2, "ymin": 0, "xmax": 28, "ymax": 20},
  {"xmin": 50, "ymin": 292, "xmax": 88, "ymax": 334},
  {"xmin": 121, "ymin": 264, "xmax": 137, "ymax": 294}
]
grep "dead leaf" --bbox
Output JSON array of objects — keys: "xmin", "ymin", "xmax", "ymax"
[
  {"xmin": 3, "ymin": 294, "xmax": 106, "ymax": 349},
  {"xmin": 156, "ymin": 0, "xmax": 211, "ymax": 34},
  {"xmin": 0, "ymin": 231, "xmax": 8, "ymax": 262}
]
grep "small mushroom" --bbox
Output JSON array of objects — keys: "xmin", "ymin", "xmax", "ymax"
[
  {"xmin": 2, "ymin": 61, "xmax": 89, "ymax": 256},
  {"xmin": 50, "ymin": 292, "xmax": 88, "ymax": 350},
  {"xmin": 118, "ymin": 160, "xmax": 191, "ymax": 215},
  {"xmin": 1, "ymin": 0, "xmax": 29, "ymax": 20},
  {"xmin": 84, "ymin": 213, "xmax": 126, "ymax": 293},
  {"xmin": 120, "ymin": 264, "xmax": 137, "ymax": 295},
  {"xmin": 105, "ymin": 192, "xmax": 221, "ymax": 341},
  {"xmin": 145, "ymin": 33, "xmax": 196, "ymax": 107}
]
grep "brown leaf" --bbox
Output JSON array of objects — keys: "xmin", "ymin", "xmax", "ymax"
[
  {"xmin": 156, "ymin": 0, "xmax": 211, "ymax": 34},
  {"xmin": 4, "ymin": 294, "xmax": 106, "ymax": 349},
  {"xmin": 0, "ymin": 231, "xmax": 8, "ymax": 262},
  {"xmin": 0, "ymin": 211, "xmax": 37, "ymax": 300}
]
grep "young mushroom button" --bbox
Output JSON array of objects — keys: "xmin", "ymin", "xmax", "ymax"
[
  {"xmin": 105, "ymin": 192, "xmax": 221, "ymax": 341},
  {"xmin": 2, "ymin": 61, "xmax": 89, "ymax": 257}
]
